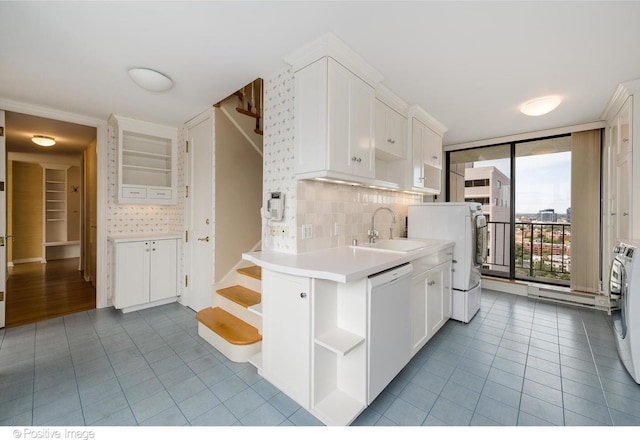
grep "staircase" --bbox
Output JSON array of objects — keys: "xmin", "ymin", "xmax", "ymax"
[
  {"xmin": 196, "ymin": 79, "xmax": 265, "ymax": 364},
  {"xmin": 214, "ymin": 78, "xmax": 263, "ymax": 151},
  {"xmin": 196, "ymin": 264, "xmax": 263, "ymax": 363}
]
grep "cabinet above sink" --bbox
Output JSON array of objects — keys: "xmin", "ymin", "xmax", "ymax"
[{"xmin": 286, "ymin": 33, "xmax": 447, "ymax": 195}]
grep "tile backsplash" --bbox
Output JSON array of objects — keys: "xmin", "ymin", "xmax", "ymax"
[{"xmin": 297, "ymin": 180, "xmax": 421, "ymax": 253}]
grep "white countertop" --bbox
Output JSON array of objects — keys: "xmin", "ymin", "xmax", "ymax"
[
  {"xmin": 243, "ymin": 238, "xmax": 454, "ymax": 283},
  {"xmin": 108, "ymin": 233, "xmax": 182, "ymax": 243}
]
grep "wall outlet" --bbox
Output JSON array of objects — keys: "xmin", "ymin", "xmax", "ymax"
[
  {"xmin": 270, "ymin": 226, "xmax": 287, "ymax": 236},
  {"xmin": 302, "ymin": 224, "xmax": 313, "ymax": 240},
  {"xmin": 334, "ymin": 222, "xmax": 343, "ymax": 236}
]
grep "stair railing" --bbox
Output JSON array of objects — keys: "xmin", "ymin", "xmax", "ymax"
[{"xmin": 236, "ymin": 78, "xmax": 263, "ymax": 135}]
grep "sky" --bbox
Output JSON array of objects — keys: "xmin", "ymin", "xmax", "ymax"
[{"xmin": 477, "ymin": 151, "xmax": 572, "ymax": 215}]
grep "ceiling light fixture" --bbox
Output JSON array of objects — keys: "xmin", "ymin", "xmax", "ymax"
[
  {"xmin": 32, "ymin": 135, "xmax": 56, "ymax": 147},
  {"xmin": 127, "ymin": 68, "xmax": 173, "ymax": 92},
  {"xmin": 520, "ymin": 95, "xmax": 563, "ymax": 116}
]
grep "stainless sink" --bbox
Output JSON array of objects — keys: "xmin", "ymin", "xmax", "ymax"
[{"xmin": 351, "ymin": 239, "xmax": 435, "ymax": 253}]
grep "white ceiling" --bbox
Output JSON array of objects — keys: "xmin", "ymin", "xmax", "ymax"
[{"xmin": 1, "ymin": 1, "xmax": 639, "ymax": 149}]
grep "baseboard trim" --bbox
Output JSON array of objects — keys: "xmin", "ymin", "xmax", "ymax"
[{"xmin": 481, "ymin": 277, "xmax": 613, "ymax": 312}]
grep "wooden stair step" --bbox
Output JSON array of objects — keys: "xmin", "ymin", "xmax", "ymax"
[
  {"xmin": 196, "ymin": 307, "xmax": 261, "ymax": 346},
  {"xmin": 217, "ymin": 285, "xmax": 261, "ymax": 308},
  {"xmin": 236, "ymin": 107, "xmax": 260, "ymax": 120},
  {"xmin": 237, "ymin": 265, "xmax": 261, "ymax": 280}
]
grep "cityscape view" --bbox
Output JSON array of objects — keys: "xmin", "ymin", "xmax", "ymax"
[{"xmin": 452, "ymin": 151, "xmax": 572, "ymax": 286}]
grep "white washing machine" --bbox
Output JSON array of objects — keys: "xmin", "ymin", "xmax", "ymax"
[{"xmin": 610, "ymin": 240, "xmax": 640, "ymax": 384}]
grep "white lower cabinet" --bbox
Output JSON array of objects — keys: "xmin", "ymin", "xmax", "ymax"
[
  {"xmin": 259, "ymin": 248, "xmax": 452, "ymax": 425},
  {"xmin": 261, "ymin": 270, "xmax": 312, "ymax": 408},
  {"xmin": 111, "ymin": 236, "xmax": 179, "ymax": 312},
  {"xmin": 410, "ymin": 253, "xmax": 453, "ymax": 357},
  {"xmin": 426, "ymin": 261, "xmax": 453, "ymax": 338},
  {"xmin": 261, "ymin": 270, "xmax": 367, "ymax": 426}
]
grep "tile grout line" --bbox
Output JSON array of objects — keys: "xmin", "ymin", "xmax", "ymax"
[
  {"xmin": 62, "ymin": 314, "xmax": 88, "ymax": 426},
  {"xmin": 580, "ymin": 314, "xmax": 615, "ymax": 426}
]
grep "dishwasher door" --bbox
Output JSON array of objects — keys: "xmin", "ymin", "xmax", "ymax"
[{"xmin": 367, "ymin": 263, "xmax": 413, "ymax": 404}]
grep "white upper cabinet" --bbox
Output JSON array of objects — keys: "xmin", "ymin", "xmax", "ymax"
[
  {"xmin": 110, "ymin": 114, "xmax": 178, "ymax": 205},
  {"xmin": 374, "ymin": 98, "xmax": 407, "ymax": 160},
  {"xmin": 285, "ymin": 32, "xmax": 447, "ymax": 193},
  {"xmin": 408, "ymin": 106, "xmax": 447, "ymax": 194},
  {"xmin": 294, "ymin": 57, "xmax": 375, "ymax": 181}
]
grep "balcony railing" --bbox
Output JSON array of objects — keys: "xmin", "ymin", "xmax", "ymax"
[{"xmin": 482, "ymin": 221, "xmax": 571, "ymax": 286}]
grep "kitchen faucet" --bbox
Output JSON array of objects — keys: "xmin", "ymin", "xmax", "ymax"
[{"xmin": 369, "ymin": 207, "xmax": 396, "ymax": 243}]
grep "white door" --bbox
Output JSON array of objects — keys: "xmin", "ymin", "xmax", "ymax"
[
  {"xmin": 0, "ymin": 110, "xmax": 6, "ymax": 327},
  {"xmin": 184, "ymin": 110, "xmax": 214, "ymax": 312}
]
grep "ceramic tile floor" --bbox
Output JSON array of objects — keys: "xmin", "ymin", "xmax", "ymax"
[{"xmin": 1, "ymin": 289, "xmax": 640, "ymax": 427}]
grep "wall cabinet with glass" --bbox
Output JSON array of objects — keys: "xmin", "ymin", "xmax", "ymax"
[{"xmin": 110, "ymin": 114, "xmax": 178, "ymax": 205}]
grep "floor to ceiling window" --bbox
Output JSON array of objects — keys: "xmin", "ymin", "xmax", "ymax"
[{"xmin": 447, "ymin": 132, "xmax": 599, "ymax": 291}]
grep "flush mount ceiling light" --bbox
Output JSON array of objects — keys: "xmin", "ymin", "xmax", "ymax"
[
  {"xmin": 127, "ymin": 68, "xmax": 173, "ymax": 92},
  {"xmin": 32, "ymin": 135, "xmax": 56, "ymax": 147},
  {"xmin": 520, "ymin": 95, "xmax": 563, "ymax": 116}
]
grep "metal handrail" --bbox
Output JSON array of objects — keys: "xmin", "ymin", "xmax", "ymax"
[{"xmin": 483, "ymin": 220, "xmax": 571, "ymax": 285}]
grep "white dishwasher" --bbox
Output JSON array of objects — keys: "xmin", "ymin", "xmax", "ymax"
[{"xmin": 367, "ymin": 263, "xmax": 413, "ymax": 404}]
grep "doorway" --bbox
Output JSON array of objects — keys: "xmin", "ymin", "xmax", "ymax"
[{"xmin": 4, "ymin": 111, "xmax": 98, "ymax": 328}]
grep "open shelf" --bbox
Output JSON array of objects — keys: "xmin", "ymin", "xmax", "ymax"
[
  {"xmin": 313, "ymin": 389, "xmax": 365, "ymax": 426},
  {"xmin": 314, "ymin": 328, "xmax": 364, "ymax": 356},
  {"xmin": 112, "ymin": 115, "xmax": 178, "ymax": 204}
]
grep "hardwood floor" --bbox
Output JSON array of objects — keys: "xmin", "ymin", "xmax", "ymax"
[{"xmin": 6, "ymin": 258, "xmax": 96, "ymax": 328}]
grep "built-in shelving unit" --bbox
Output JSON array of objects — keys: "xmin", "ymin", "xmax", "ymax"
[
  {"xmin": 312, "ymin": 278, "xmax": 367, "ymax": 426},
  {"xmin": 41, "ymin": 165, "xmax": 79, "ymax": 262},
  {"xmin": 110, "ymin": 114, "xmax": 178, "ymax": 204}
]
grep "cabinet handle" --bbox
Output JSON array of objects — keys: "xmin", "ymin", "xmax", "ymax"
[
  {"xmin": 428, "ymin": 281, "xmax": 436, "ymax": 286},
  {"xmin": 623, "ymin": 212, "xmax": 629, "ymax": 216},
  {"xmin": 387, "ymin": 138, "xmax": 395, "ymax": 144},
  {"xmin": 623, "ymin": 138, "xmax": 629, "ymax": 143},
  {"xmin": 152, "ymin": 248, "xmax": 156, "ymax": 251},
  {"xmin": 432, "ymin": 155, "xmax": 438, "ymax": 160},
  {"xmin": 300, "ymin": 292, "xmax": 307, "ymax": 298},
  {"xmin": 351, "ymin": 156, "xmax": 357, "ymax": 162},
  {"xmin": 198, "ymin": 236, "xmax": 210, "ymax": 242},
  {"xmin": 357, "ymin": 157, "xmax": 362, "ymax": 163}
]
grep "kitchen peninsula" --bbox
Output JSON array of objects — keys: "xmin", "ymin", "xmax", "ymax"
[{"xmin": 243, "ymin": 238, "xmax": 454, "ymax": 425}]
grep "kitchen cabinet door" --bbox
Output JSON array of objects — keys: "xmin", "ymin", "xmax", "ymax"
[
  {"xmin": 114, "ymin": 241, "xmax": 151, "ymax": 310},
  {"xmin": 409, "ymin": 270, "xmax": 428, "ymax": 356},
  {"xmin": 616, "ymin": 152, "xmax": 632, "ymax": 241},
  {"xmin": 149, "ymin": 239, "xmax": 178, "ymax": 302},
  {"xmin": 375, "ymin": 99, "xmax": 406, "ymax": 160},
  {"xmin": 295, "ymin": 57, "xmax": 375, "ymax": 182},
  {"xmin": 411, "ymin": 118, "xmax": 442, "ymax": 192},
  {"xmin": 261, "ymin": 270, "xmax": 312, "ymax": 408},
  {"xmin": 113, "ymin": 238, "xmax": 178, "ymax": 311},
  {"xmin": 327, "ymin": 59, "xmax": 375, "ymax": 178},
  {"xmin": 426, "ymin": 261, "xmax": 452, "ymax": 339}
]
